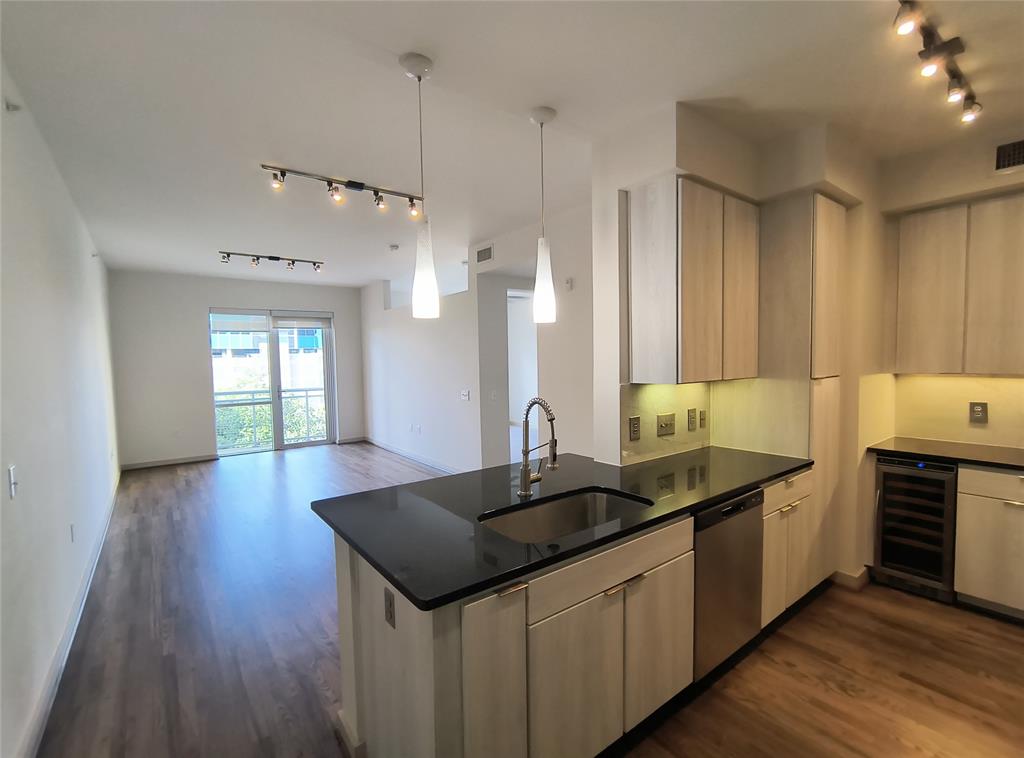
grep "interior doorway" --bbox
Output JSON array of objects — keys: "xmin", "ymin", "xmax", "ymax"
[
  {"xmin": 209, "ymin": 309, "xmax": 336, "ymax": 455},
  {"xmin": 506, "ymin": 289, "xmax": 538, "ymax": 463}
]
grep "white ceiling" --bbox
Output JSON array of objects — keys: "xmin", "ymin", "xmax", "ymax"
[{"xmin": 3, "ymin": 1, "xmax": 1022, "ymax": 289}]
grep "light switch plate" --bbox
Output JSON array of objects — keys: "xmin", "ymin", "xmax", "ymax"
[
  {"xmin": 656, "ymin": 413, "xmax": 676, "ymax": 437},
  {"xmin": 969, "ymin": 401, "xmax": 988, "ymax": 424},
  {"xmin": 384, "ymin": 588, "xmax": 396, "ymax": 628},
  {"xmin": 699, "ymin": 409, "xmax": 707, "ymax": 429},
  {"xmin": 687, "ymin": 408, "xmax": 697, "ymax": 432},
  {"xmin": 628, "ymin": 415, "xmax": 641, "ymax": 441}
]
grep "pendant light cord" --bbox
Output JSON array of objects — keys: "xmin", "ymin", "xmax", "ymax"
[
  {"xmin": 539, "ymin": 122, "xmax": 545, "ymax": 238},
  {"xmin": 417, "ymin": 76, "xmax": 426, "ymax": 216}
]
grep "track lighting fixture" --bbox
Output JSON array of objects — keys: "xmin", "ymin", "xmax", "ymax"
[
  {"xmin": 947, "ymin": 77, "xmax": 965, "ymax": 103},
  {"xmin": 261, "ymin": 164, "xmax": 420, "ymax": 213},
  {"xmin": 220, "ymin": 251, "xmax": 324, "ymax": 272},
  {"xmin": 893, "ymin": 1, "xmax": 920, "ymax": 36},
  {"xmin": 919, "ymin": 52, "xmax": 940, "ymax": 77},
  {"xmin": 961, "ymin": 97, "xmax": 982, "ymax": 123},
  {"xmin": 408, "ymin": 198, "xmax": 420, "ymax": 218},
  {"xmin": 328, "ymin": 183, "xmax": 346, "ymax": 205}
]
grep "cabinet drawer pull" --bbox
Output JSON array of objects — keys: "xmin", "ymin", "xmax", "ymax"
[
  {"xmin": 496, "ymin": 582, "xmax": 528, "ymax": 597},
  {"xmin": 1004, "ymin": 500, "xmax": 1024, "ymax": 508},
  {"xmin": 625, "ymin": 572, "xmax": 647, "ymax": 586},
  {"xmin": 604, "ymin": 583, "xmax": 626, "ymax": 596},
  {"xmin": 784, "ymin": 478, "xmax": 796, "ymax": 488},
  {"xmin": 780, "ymin": 504, "xmax": 794, "ymax": 513}
]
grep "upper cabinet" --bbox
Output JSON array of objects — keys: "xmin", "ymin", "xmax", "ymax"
[
  {"xmin": 964, "ymin": 194, "xmax": 1024, "ymax": 375},
  {"xmin": 811, "ymin": 194, "xmax": 845, "ymax": 378},
  {"xmin": 896, "ymin": 205, "xmax": 968, "ymax": 374},
  {"xmin": 628, "ymin": 175, "xmax": 758, "ymax": 384},
  {"xmin": 895, "ymin": 192, "xmax": 1023, "ymax": 376}
]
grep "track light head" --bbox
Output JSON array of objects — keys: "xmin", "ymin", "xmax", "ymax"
[
  {"xmin": 961, "ymin": 97, "xmax": 982, "ymax": 123},
  {"xmin": 947, "ymin": 77, "xmax": 966, "ymax": 103},
  {"xmin": 328, "ymin": 183, "xmax": 346, "ymax": 205},
  {"xmin": 893, "ymin": 1, "xmax": 920, "ymax": 36},
  {"xmin": 270, "ymin": 171, "xmax": 285, "ymax": 191},
  {"xmin": 313, "ymin": 262, "xmax": 322, "ymax": 273},
  {"xmin": 220, "ymin": 252, "xmax": 231, "ymax": 264},
  {"xmin": 408, "ymin": 198, "xmax": 420, "ymax": 218},
  {"xmin": 286, "ymin": 260, "xmax": 295, "ymax": 271},
  {"xmin": 374, "ymin": 192, "xmax": 388, "ymax": 211},
  {"xmin": 250, "ymin": 256, "xmax": 260, "ymax": 267},
  {"xmin": 920, "ymin": 58, "xmax": 939, "ymax": 77}
]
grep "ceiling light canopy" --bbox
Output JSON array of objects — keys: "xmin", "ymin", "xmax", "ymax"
[{"xmin": 530, "ymin": 106, "xmax": 558, "ymax": 324}]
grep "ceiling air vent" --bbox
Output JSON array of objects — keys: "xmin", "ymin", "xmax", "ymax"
[
  {"xmin": 476, "ymin": 245, "xmax": 493, "ymax": 264},
  {"xmin": 995, "ymin": 139, "xmax": 1024, "ymax": 173}
]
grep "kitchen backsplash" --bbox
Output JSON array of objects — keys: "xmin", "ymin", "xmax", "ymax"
[
  {"xmin": 620, "ymin": 382, "xmax": 711, "ymax": 463},
  {"xmin": 895, "ymin": 375, "xmax": 1024, "ymax": 448}
]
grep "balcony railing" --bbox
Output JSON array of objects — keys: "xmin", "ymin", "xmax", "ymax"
[
  {"xmin": 213, "ymin": 388, "xmax": 327, "ymax": 453},
  {"xmin": 280, "ymin": 387, "xmax": 327, "ymax": 444}
]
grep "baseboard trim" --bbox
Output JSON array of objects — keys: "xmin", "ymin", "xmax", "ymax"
[
  {"xmin": 337, "ymin": 436, "xmax": 367, "ymax": 444},
  {"xmin": 121, "ymin": 454, "xmax": 218, "ymax": 471},
  {"xmin": 19, "ymin": 473, "xmax": 120, "ymax": 758},
  {"xmin": 363, "ymin": 438, "xmax": 456, "ymax": 475},
  {"xmin": 831, "ymin": 566, "xmax": 870, "ymax": 592}
]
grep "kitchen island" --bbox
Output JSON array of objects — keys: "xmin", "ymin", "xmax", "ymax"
[{"xmin": 313, "ymin": 446, "xmax": 812, "ymax": 758}]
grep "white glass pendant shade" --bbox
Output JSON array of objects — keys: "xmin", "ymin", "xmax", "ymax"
[
  {"xmin": 412, "ymin": 217, "xmax": 440, "ymax": 319},
  {"xmin": 533, "ymin": 236, "xmax": 556, "ymax": 324}
]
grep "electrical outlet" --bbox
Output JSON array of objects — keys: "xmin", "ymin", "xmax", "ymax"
[
  {"xmin": 460, "ymin": 389, "xmax": 471, "ymax": 401},
  {"xmin": 656, "ymin": 413, "xmax": 676, "ymax": 437},
  {"xmin": 687, "ymin": 408, "xmax": 697, "ymax": 432},
  {"xmin": 628, "ymin": 415, "xmax": 641, "ymax": 441},
  {"xmin": 968, "ymin": 401, "xmax": 988, "ymax": 424},
  {"xmin": 699, "ymin": 409, "xmax": 707, "ymax": 429},
  {"xmin": 384, "ymin": 588, "xmax": 396, "ymax": 628}
]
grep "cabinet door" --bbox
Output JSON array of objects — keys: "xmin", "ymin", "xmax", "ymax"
[
  {"xmin": 629, "ymin": 173, "xmax": 679, "ymax": 383},
  {"xmin": 762, "ymin": 508, "xmax": 789, "ymax": 627},
  {"xmin": 623, "ymin": 551, "xmax": 694, "ymax": 731},
  {"xmin": 964, "ymin": 193, "xmax": 1024, "ymax": 375},
  {"xmin": 812, "ymin": 194, "xmax": 844, "ymax": 378},
  {"xmin": 955, "ymin": 493, "xmax": 1024, "ymax": 611},
  {"xmin": 896, "ymin": 205, "xmax": 968, "ymax": 373},
  {"xmin": 528, "ymin": 590, "xmax": 625, "ymax": 758},
  {"xmin": 462, "ymin": 588, "xmax": 527, "ymax": 758},
  {"xmin": 785, "ymin": 493, "xmax": 823, "ymax": 607},
  {"xmin": 679, "ymin": 178, "xmax": 724, "ymax": 383},
  {"xmin": 723, "ymin": 195, "xmax": 759, "ymax": 380}
]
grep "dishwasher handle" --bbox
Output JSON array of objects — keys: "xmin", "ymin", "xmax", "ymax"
[{"xmin": 695, "ymin": 488, "xmax": 765, "ymax": 531}]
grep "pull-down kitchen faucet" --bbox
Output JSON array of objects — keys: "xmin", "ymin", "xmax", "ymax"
[{"xmin": 518, "ymin": 397, "xmax": 558, "ymax": 498}]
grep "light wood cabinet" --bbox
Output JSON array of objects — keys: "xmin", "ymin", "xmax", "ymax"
[
  {"xmin": 785, "ymin": 493, "xmax": 825, "ymax": 607},
  {"xmin": 628, "ymin": 175, "xmax": 757, "ymax": 384},
  {"xmin": 623, "ymin": 551, "xmax": 694, "ymax": 730},
  {"xmin": 528, "ymin": 591, "xmax": 625, "ymax": 758},
  {"xmin": 461, "ymin": 588, "xmax": 527, "ymax": 758},
  {"xmin": 761, "ymin": 507, "xmax": 788, "ymax": 626},
  {"xmin": 896, "ymin": 205, "xmax": 968, "ymax": 373},
  {"xmin": 955, "ymin": 492, "xmax": 1024, "ymax": 612},
  {"xmin": 811, "ymin": 194, "xmax": 844, "ymax": 378},
  {"xmin": 964, "ymin": 193, "xmax": 1024, "ymax": 375},
  {"xmin": 723, "ymin": 195, "xmax": 760, "ymax": 380}
]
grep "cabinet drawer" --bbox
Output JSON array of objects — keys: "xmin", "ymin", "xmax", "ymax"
[
  {"xmin": 527, "ymin": 517, "xmax": 693, "ymax": 625},
  {"xmin": 763, "ymin": 469, "xmax": 813, "ymax": 515},
  {"xmin": 958, "ymin": 465, "xmax": 1024, "ymax": 502}
]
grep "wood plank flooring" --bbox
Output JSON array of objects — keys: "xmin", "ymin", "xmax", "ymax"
[{"xmin": 39, "ymin": 443, "xmax": 1024, "ymax": 757}]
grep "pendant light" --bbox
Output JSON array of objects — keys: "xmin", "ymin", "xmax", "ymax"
[
  {"xmin": 401, "ymin": 52, "xmax": 440, "ymax": 319},
  {"xmin": 530, "ymin": 106, "xmax": 557, "ymax": 324}
]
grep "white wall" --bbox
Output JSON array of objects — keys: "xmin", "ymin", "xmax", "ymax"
[
  {"xmin": 1, "ymin": 68, "xmax": 120, "ymax": 758},
  {"xmin": 107, "ymin": 269, "xmax": 365, "ymax": 467},
  {"xmin": 474, "ymin": 203, "xmax": 594, "ymax": 460},
  {"xmin": 361, "ymin": 282, "xmax": 482, "ymax": 473}
]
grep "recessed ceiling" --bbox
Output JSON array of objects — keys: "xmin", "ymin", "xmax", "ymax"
[{"xmin": 3, "ymin": 1, "xmax": 1022, "ymax": 289}]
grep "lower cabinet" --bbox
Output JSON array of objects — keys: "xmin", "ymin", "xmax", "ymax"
[
  {"xmin": 623, "ymin": 551, "xmax": 695, "ymax": 730},
  {"xmin": 528, "ymin": 589, "xmax": 625, "ymax": 758},
  {"xmin": 955, "ymin": 492, "xmax": 1024, "ymax": 611},
  {"xmin": 761, "ymin": 475, "xmax": 823, "ymax": 627}
]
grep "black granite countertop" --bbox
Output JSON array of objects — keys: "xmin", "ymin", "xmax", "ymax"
[
  {"xmin": 867, "ymin": 437, "xmax": 1024, "ymax": 471},
  {"xmin": 312, "ymin": 446, "xmax": 811, "ymax": 610}
]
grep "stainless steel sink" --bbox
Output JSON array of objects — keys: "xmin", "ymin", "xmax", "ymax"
[{"xmin": 479, "ymin": 490, "xmax": 652, "ymax": 543}]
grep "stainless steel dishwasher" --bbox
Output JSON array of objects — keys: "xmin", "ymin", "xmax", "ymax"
[{"xmin": 694, "ymin": 488, "xmax": 764, "ymax": 680}]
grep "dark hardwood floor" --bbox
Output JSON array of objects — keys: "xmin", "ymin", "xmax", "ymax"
[{"xmin": 39, "ymin": 443, "xmax": 1024, "ymax": 757}]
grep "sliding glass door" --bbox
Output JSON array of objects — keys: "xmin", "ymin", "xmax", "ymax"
[{"xmin": 210, "ymin": 310, "xmax": 336, "ymax": 455}]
